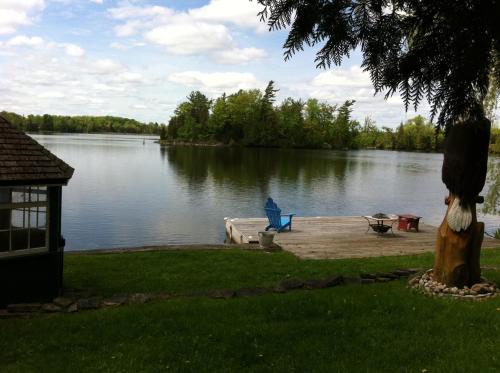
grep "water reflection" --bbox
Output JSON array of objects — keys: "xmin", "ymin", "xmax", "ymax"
[
  {"xmin": 162, "ymin": 146, "xmax": 350, "ymax": 190},
  {"xmin": 30, "ymin": 133, "xmax": 500, "ymax": 250}
]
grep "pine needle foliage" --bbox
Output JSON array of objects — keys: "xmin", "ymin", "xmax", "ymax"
[{"xmin": 256, "ymin": 0, "xmax": 500, "ymax": 129}]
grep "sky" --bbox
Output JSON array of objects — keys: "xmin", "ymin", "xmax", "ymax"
[{"xmin": 0, "ymin": 0, "xmax": 432, "ymax": 127}]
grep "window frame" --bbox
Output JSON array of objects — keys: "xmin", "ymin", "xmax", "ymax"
[{"xmin": 0, "ymin": 186, "xmax": 50, "ymax": 258}]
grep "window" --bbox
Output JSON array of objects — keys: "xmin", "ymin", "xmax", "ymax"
[{"xmin": 0, "ymin": 186, "xmax": 48, "ymax": 257}]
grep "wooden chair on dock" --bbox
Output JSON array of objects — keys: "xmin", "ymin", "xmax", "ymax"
[{"xmin": 264, "ymin": 197, "xmax": 295, "ymax": 232}]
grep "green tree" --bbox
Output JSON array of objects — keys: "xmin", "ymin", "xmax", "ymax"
[
  {"xmin": 209, "ymin": 94, "xmax": 233, "ymax": 143},
  {"xmin": 277, "ymin": 98, "xmax": 305, "ymax": 147},
  {"xmin": 40, "ymin": 114, "xmax": 54, "ymax": 132},
  {"xmin": 258, "ymin": 81, "xmax": 280, "ymax": 146}
]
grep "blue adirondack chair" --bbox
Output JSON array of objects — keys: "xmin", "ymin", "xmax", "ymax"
[{"xmin": 264, "ymin": 197, "xmax": 295, "ymax": 232}]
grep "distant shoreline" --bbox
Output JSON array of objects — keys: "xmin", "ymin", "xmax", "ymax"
[{"xmin": 29, "ymin": 131, "xmax": 160, "ymax": 137}]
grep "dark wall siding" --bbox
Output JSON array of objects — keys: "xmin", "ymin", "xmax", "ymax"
[{"xmin": 0, "ymin": 186, "xmax": 64, "ymax": 306}]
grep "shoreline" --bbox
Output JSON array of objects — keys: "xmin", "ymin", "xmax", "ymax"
[{"xmin": 65, "ymin": 243, "xmax": 254, "ymax": 255}]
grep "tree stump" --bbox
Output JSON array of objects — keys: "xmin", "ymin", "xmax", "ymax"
[{"xmin": 433, "ymin": 195, "xmax": 483, "ymax": 287}]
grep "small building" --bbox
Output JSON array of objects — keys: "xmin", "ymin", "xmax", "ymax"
[{"xmin": 0, "ymin": 116, "xmax": 74, "ymax": 306}]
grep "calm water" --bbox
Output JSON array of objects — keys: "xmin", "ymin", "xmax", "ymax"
[{"xmin": 32, "ymin": 133, "xmax": 500, "ymax": 251}]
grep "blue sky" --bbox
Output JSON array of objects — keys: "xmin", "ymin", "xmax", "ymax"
[{"xmin": 0, "ymin": 0, "xmax": 431, "ymax": 127}]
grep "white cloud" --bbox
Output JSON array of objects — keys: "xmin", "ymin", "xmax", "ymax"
[
  {"xmin": 168, "ymin": 71, "xmax": 263, "ymax": 94},
  {"xmin": 90, "ymin": 0, "xmax": 103, "ymax": 4},
  {"xmin": 189, "ymin": 0, "xmax": 266, "ymax": 32},
  {"xmin": 5, "ymin": 35, "xmax": 44, "ymax": 47},
  {"xmin": 92, "ymin": 83, "xmax": 125, "ymax": 92},
  {"xmin": 312, "ymin": 66, "xmax": 372, "ymax": 88},
  {"xmin": 108, "ymin": 1, "xmax": 266, "ymax": 62},
  {"xmin": 108, "ymin": 5, "xmax": 172, "ymax": 20},
  {"xmin": 113, "ymin": 71, "xmax": 144, "ymax": 84},
  {"xmin": 146, "ymin": 23, "xmax": 232, "ymax": 55},
  {"xmin": 91, "ymin": 58, "xmax": 124, "ymax": 74},
  {"xmin": 38, "ymin": 91, "xmax": 65, "ymax": 99},
  {"xmin": 64, "ymin": 43, "xmax": 85, "ymax": 57},
  {"xmin": 110, "ymin": 41, "xmax": 127, "ymax": 50},
  {"xmin": 114, "ymin": 20, "xmax": 143, "ymax": 37},
  {"xmin": 0, "ymin": 0, "xmax": 45, "ymax": 35},
  {"xmin": 287, "ymin": 65, "xmax": 432, "ymax": 126},
  {"xmin": 213, "ymin": 47, "xmax": 267, "ymax": 64},
  {"xmin": 0, "ymin": 43, "xmax": 152, "ymax": 120}
]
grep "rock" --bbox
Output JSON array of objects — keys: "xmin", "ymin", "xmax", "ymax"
[
  {"xmin": 67, "ymin": 303, "xmax": 78, "ymax": 313},
  {"xmin": 77, "ymin": 297, "xmax": 101, "ymax": 310},
  {"xmin": 361, "ymin": 278, "xmax": 375, "ymax": 284},
  {"xmin": 393, "ymin": 270, "xmax": 411, "ymax": 277},
  {"xmin": 102, "ymin": 295, "xmax": 128, "ymax": 307},
  {"xmin": 235, "ymin": 288, "xmax": 270, "ymax": 297},
  {"xmin": 53, "ymin": 297, "xmax": 73, "ymax": 308},
  {"xmin": 404, "ymin": 268, "xmax": 424, "ymax": 274},
  {"xmin": 376, "ymin": 277, "xmax": 391, "ymax": 283},
  {"xmin": 210, "ymin": 290, "xmax": 235, "ymax": 299},
  {"xmin": 408, "ymin": 276, "xmax": 420, "ymax": 286},
  {"xmin": 322, "ymin": 275, "xmax": 343, "ymax": 287},
  {"xmin": 42, "ymin": 303, "xmax": 61, "ymax": 313},
  {"xmin": 471, "ymin": 283, "xmax": 491, "ymax": 294},
  {"xmin": 279, "ymin": 278, "xmax": 305, "ymax": 290},
  {"xmin": 303, "ymin": 279, "xmax": 327, "ymax": 289},
  {"xmin": 7, "ymin": 303, "xmax": 41, "ymax": 313},
  {"xmin": 273, "ymin": 286, "xmax": 287, "ymax": 293},
  {"xmin": 451, "ymin": 287, "xmax": 458, "ymax": 294},
  {"xmin": 376, "ymin": 273, "xmax": 399, "ymax": 280},
  {"xmin": 342, "ymin": 277, "xmax": 362, "ymax": 285},
  {"xmin": 0, "ymin": 309, "xmax": 30, "ymax": 319},
  {"xmin": 360, "ymin": 273, "xmax": 377, "ymax": 280},
  {"xmin": 129, "ymin": 293, "xmax": 152, "ymax": 304}
]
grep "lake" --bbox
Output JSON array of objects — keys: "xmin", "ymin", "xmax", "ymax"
[{"xmin": 31, "ymin": 133, "xmax": 500, "ymax": 251}]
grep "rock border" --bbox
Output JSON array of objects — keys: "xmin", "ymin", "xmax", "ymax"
[
  {"xmin": 0, "ymin": 267, "xmax": 449, "ymax": 318},
  {"xmin": 408, "ymin": 269, "xmax": 499, "ymax": 299}
]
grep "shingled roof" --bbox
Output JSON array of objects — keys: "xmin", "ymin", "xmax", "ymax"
[{"xmin": 0, "ymin": 116, "xmax": 74, "ymax": 186}]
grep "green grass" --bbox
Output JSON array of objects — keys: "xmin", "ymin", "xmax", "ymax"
[
  {"xmin": 1, "ymin": 248, "xmax": 500, "ymax": 372},
  {"xmin": 64, "ymin": 248, "xmax": 500, "ymax": 297}
]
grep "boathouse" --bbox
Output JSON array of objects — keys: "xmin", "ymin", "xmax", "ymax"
[{"xmin": 0, "ymin": 116, "xmax": 74, "ymax": 305}]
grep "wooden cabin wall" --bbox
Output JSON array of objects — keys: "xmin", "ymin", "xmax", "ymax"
[{"xmin": 0, "ymin": 186, "xmax": 64, "ymax": 306}]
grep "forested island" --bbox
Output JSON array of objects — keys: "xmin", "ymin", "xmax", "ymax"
[
  {"xmin": 0, "ymin": 111, "xmax": 161, "ymax": 135},
  {"xmin": 162, "ymin": 81, "xmax": 446, "ymax": 151}
]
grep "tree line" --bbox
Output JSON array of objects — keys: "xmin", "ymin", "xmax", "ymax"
[
  {"xmin": 163, "ymin": 81, "xmax": 446, "ymax": 152},
  {"xmin": 0, "ymin": 111, "xmax": 161, "ymax": 135}
]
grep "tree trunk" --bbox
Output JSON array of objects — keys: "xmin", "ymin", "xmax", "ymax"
[{"xmin": 433, "ymin": 195, "xmax": 483, "ymax": 287}]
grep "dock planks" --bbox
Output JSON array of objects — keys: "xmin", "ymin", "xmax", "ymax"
[{"xmin": 225, "ymin": 216, "xmax": 500, "ymax": 259}]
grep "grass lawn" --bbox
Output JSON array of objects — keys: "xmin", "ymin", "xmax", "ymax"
[{"xmin": 1, "ymin": 248, "xmax": 500, "ymax": 372}]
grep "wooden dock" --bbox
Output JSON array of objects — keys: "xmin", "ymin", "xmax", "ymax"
[{"xmin": 225, "ymin": 216, "xmax": 500, "ymax": 260}]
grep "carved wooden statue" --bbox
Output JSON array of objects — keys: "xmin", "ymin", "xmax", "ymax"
[{"xmin": 433, "ymin": 117, "xmax": 491, "ymax": 287}]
